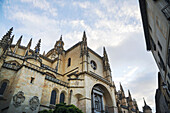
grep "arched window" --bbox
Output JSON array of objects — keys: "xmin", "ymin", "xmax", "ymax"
[
  {"xmin": 68, "ymin": 58, "xmax": 71, "ymax": 67},
  {"xmin": 60, "ymin": 93, "xmax": 65, "ymax": 103},
  {"xmin": 50, "ymin": 90, "xmax": 57, "ymax": 105},
  {"xmin": 0, "ymin": 82, "xmax": 8, "ymax": 95}
]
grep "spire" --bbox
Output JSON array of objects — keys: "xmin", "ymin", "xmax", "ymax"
[
  {"xmin": 80, "ymin": 31, "xmax": 88, "ymax": 57},
  {"xmin": 9, "ymin": 35, "xmax": 14, "ymax": 45},
  {"xmin": 143, "ymin": 97, "xmax": 152, "ymax": 110},
  {"xmin": 24, "ymin": 38, "xmax": 32, "ymax": 56},
  {"xmin": 1, "ymin": 27, "xmax": 13, "ymax": 44},
  {"xmin": 60, "ymin": 35, "xmax": 62, "ymax": 41},
  {"xmin": 34, "ymin": 39, "xmax": 41, "ymax": 54},
  {"xmin": 43, "ymin": 51, "xmax": 45, "ymax": 56},
  {"xmin": 103, "ymin": 47, "xmax": 108, "ymax": 60},
  {"xmin": 128, "ymin": 90, "xmax": 132, "ymax": 101},
  {"xmin": 16, "ymin": 35, "xmax": 22, "ymax": 46},
  {"xmin": 82, "ymin": 31, "xmax": 87, "ymax": 42},
  {"xmin": 120, "ymin": 83, "xmax": 124, "ymax": 93},
  {"xmin": 120, "ymin": 83, "xmax": 125, "ymax": 98},
  {"xmin": 27, "ymin": 38, "xmax": 32, "ymax": 48},
  {"xmin": 143, "ymin": 98, "xmax": 147, "ymax": 106},
  {"xmin": 54, "ymin": 35, "xmax": 64, "ymax": 48}
]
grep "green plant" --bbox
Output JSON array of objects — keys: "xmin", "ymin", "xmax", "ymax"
[{"xmin": 39, "ymin": 103, "xmax": 83, "ymax": 113}]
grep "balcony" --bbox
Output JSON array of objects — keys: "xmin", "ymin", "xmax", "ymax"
[{"xmin": 162, "ymin": 4, "xmax": 170, "ymax": 21}]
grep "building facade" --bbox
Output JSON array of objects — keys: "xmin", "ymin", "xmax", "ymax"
[
  {"xmin": 139, "ymin": 0, "xmax": 170, "ymax": 112},
  {"xmin": 0, "ymin": 28, "xmax": 142, "ymax": 113},
  {"xmin": 0, "ymin": 28, "xmax": 119, "ymax": 113}
]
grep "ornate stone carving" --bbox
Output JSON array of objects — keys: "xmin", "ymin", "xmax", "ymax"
[
  {"xmin": 13, "ymin": 91, "xmax": 25, "ymax": 107},
  {"xmin": 29, "ymin": 96, "xmax": 39, "ymax": 111}
]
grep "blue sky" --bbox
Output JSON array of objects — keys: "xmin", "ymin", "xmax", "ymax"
[{"xmin": 0, "ymin": 0, "xmax": 158, "ymax": 111}]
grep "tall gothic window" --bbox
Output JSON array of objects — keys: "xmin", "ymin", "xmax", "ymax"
[
  {"xmin": 68, "ymin": 58, "xmax": 71, "ymax": 67},
  {"xmin": 0, "ymin": 82, "xmax": 8, "ymax": 95},
  {"xmin": 60, "ymin": 93, "xmax": 65, "ymax": 103},
  {"xmin": 50, "ymin": 90, "xmax": 57, "ymax": 105}
]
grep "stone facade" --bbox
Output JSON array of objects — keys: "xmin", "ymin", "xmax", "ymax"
[
  {"xmin": 115, "ymin": 84, "xmax": 141, "ymax": 113},
  {"xmin": 0, "ymin": 29, "xmax": 139, "ymax": 113},
  {"xmin": 139, "ymin": 0, "xmax": 170, "ymax": 112}
]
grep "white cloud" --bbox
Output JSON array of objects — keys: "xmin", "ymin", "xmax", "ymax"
[
  {"xmin": 72, "ymin": 1, "xmax": 91, "ymax": 9},
  {"xmin": 20, "ymin": 0, "xmax": 57, "ymax": 16}
]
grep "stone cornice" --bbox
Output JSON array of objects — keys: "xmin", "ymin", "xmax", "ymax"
[{"xmin": 79, "ymin": 71, "xmax": 114, "ymax": 87}]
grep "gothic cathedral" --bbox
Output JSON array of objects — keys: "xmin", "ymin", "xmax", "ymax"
[{"xmin": 0, "ymin": 28, "xmax": 145, "ymax": 113}]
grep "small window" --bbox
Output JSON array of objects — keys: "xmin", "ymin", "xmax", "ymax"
[
  {"xmin": 68, "ymin": 58, "xmax": 71, "ymax": 67},
  {"xmin": 90, "ymin": 60, "xmax": 97, "ymax": 70},
  {"xmin": 60, "ymin": 93, "xmax": 65, "ymax": 103},
  {"xmin": 0, "ymin": 82, "xmax": 8, "ymax": 95},
  {"xmin": 30, "ymin": 77, "xmax": 35, "ymax": 84},
  {"xmin": 50, "ymin": 90, "xmax": 57, "ymax": 105}
]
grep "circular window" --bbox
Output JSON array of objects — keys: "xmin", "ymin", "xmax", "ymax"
[{"xmin": 90, "ymin": 60, "xmax": 97, "ymax": 70}]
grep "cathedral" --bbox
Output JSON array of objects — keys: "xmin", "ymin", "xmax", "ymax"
[{"xmin": 0, "ymin": 28, "xmax": 150, "ymax": 113}]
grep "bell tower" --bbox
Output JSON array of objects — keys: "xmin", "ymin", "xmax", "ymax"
[
  {"xmin": 103, "ymin": 47, "xmax": 112, "ymax": 82},
  {"xmin": 54, "ymin": 35, "xmax": 64, "ymax": 55}
]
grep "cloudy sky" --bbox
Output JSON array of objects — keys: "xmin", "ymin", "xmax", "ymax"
[{"xmin": 0, "ymin": 0, "xmax": 158, "ymax": 112}]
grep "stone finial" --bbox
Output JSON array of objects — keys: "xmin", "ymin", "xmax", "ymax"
[
  {"xmin": 27, "ymin": 38, "xmax": 32, "ymax": 48},
  {"xmin": 60, "ymin": 35, "xmax": 62, "ymax": 41},
  {"xmin": 143, "ymin": 97, "xmax": 147, "ymax": 106},
  {"xmin": 128, "ymin": 90, "xmax": 132, "ymax": 101},
  {"xmin": 103, "ymin": 47, "xmax": 108, "ymax": 61},
  {"xmin": 16, "ymin": 35, "xmax": 22, "ymax": 46},
  {"xmin": 120, "ymin": 83, "xmax": 125, "ymax": 97},
  {"xmin": 82, "ymin": 31, "xmax": 87, "ymax": 42},
  {"xmin": 43, "ymin": 51, "xmax": 45, "ymax": 56},
  {"xmin": 34, "ymin": 39, "xmax": 41, "ymax": 54},
  {"xmin": 143, "ymin": 97, "xmax": 152, "ymax": 110}
]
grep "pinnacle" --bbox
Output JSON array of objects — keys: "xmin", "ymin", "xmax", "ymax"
[
  {"xmin": 60, "ymin": 35, "xmax": 62, "ymax": 40},
  {"xmin": 82, "ymin": 31, "xmax": 87, "ymax": 42},
  {"xmin": 27, "ymin": 38, "xmax": 32, "ymax": 48},
  {"xmin": 143, "ymin": 97, "xmax": 147, "ymax": 106}
]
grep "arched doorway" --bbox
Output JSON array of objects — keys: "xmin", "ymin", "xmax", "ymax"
[{"xmin": 91, "ymin": 84, "xmax": 113, "ymax": 113}]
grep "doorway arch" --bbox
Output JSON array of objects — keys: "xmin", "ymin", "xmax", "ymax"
[{"xmin": 91, "ymin": 84, "xmax": 113, "ymax": 113}]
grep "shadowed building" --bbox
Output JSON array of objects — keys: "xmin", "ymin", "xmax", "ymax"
[{"xmin": 139, "ymin": 0, "xmax": 170, "ymax": 112}]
